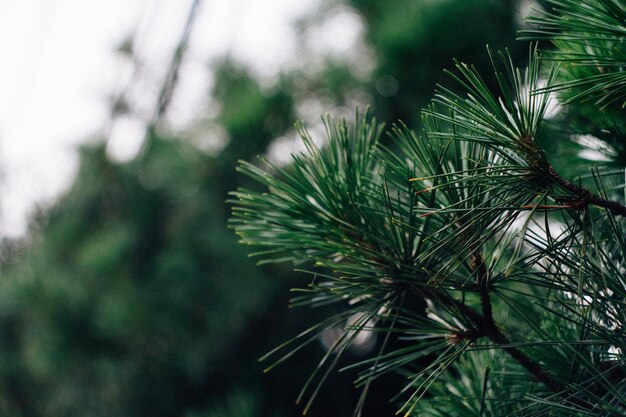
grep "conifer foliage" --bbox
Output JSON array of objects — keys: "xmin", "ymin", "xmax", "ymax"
[{"xmin": 231, "ymin": 1, "xmax": 626, "ymax": 415}]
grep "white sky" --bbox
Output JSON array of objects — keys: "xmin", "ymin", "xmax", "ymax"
[{"xmin": 0, "ymin": 0, "xmax": 325, "ymax": 237}]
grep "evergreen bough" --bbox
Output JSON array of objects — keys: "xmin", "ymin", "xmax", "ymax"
[{"xmin": 231, "ymin": 1, "xmax": 626, "ymax": 415}]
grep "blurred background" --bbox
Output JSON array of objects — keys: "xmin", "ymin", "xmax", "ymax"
[{"xmin": 0, "ymin": 1, "xmax": 539, "ymax": 415}]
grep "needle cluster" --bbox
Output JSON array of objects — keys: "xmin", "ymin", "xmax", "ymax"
[{"xmin": 231, "ymin": 1, "xmax": 626, "ymax": 415}]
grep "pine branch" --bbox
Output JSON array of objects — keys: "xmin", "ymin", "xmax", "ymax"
[
  {"xmin": 231, "ymin": 19, "xmax": 626, "ymax": 411},
  {"xmin": 411, "ymin": 275, "xmax": 566, "ymax": 394},
  {"xmin": 485, "ymin": 321, "xmax": 566, "ymax": 394},
  {"xmin": 473, "ymin": 253, "xmax": 565, "ymax": 394},
  {"xmin": 523, "ymin": 0, "xmax": 626, "ymax": 107},
  {"xmin": 547, "ymin": 165, "xmax": 626, "ymax": 217}
]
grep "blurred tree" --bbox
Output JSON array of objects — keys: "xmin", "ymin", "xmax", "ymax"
[
  {"xmin": 300, "ymin": 0, "xmax": 526, "ymax": 125},
  {"xmin": 0, "ymin": 0, "xmax": 536, "ymax": 416},
  {"xmin": 0, "ymin": 56, "xmax": 399, "ymax": 417},
  {"xmin": 355, "ymin": 0, "xmax": 525, "ymax": 124}
]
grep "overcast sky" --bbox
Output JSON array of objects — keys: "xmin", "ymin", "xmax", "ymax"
[{"xmin": 0, "ymin": 0, "xmax": 329, "ymax": 237}]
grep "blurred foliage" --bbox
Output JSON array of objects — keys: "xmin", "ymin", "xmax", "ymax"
[
  {"xmin": 315, "ymin": 0, "xmax": 527, "ymax": 125},
  {"xmin": 0, "ymin": 130, "xmax": 281, "ymax": 417},
  {"xmin": 366, "ymin": 0, "xmax": 524, "ymax": 123},
  {"xmin": 0, "ymin": 54, "xmax": 397, "ymax": 417},
  {"xmin": 211, "ymin": 60, "xmax": 295, "ymax": 171},
  {"xmin": 0, "ymin": 0, "xmax": 537, "ymax": 416}
]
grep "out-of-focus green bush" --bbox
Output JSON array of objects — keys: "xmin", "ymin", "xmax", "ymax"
[{"xmin": 0, "ymin": 1, "xmax": 527, "ymax": 415}]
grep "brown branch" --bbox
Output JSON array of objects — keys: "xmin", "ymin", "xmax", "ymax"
[
  {"xmin": 413, "ymin": 282, "xmax": 563, "ymax": 389},
  {"xmin": 449, "ymin": 251, "xmax": 569, "ymax": 394},
  {"xmin": 408, "ymin": 275, "xmax": 568, "ymax": 393},
  {"xmin": 548, "ymin": 166, "xmax": 626, "ymax": 217},
  {"xmin": 471, "ymin": 251, "xmax": 566, "ymax": 392},
  {"xmin": 485, "ymin": 322, "xmax": 566, "ymax": 392}
]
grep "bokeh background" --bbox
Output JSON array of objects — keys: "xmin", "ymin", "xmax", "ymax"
[{"xmin": 0, "ymin": 1, "xmax": 555, "ymax": 416}]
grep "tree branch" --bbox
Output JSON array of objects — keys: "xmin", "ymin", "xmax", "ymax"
[
  {"xmin": 472, "ymin": 251, "xmax": 566, "ymax": 393},
  {"xmin": 412, "ymin": 280, "xmax": 566, "ymax": 391},
  {"xmin": 548, "ymin": 166, "xmax": 626, "ymax": 217}
]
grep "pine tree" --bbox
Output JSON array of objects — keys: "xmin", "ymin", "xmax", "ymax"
[{"xmin": 231, "ymin": 1, "xmax": 626, "ymax": 415}]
